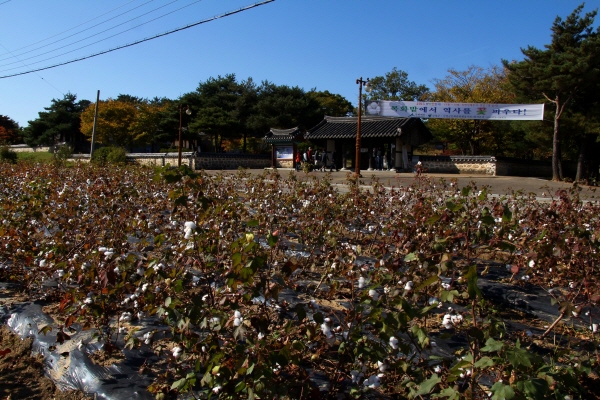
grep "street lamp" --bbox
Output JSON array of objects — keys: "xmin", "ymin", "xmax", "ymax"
[
  {"xmin": 355, "ymin": 77, "xmax": 371, "ymax": 177},
  {"xmin": 178, "ymin": 105, "xmax": 192, "ymax": 167}
]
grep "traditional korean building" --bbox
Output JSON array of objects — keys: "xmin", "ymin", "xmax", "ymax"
[
  {"xmin": 304, "ymin": 115, "xmax": 433, "ymax": 171},
  {"xmin": 263, "ymin": 127, "xmax": 303, "ymax": 168}
]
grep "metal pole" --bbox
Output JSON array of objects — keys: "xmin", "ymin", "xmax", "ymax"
[
  {"xmin": 178, "ymin": 105, "xmax": 183, "ymax": 167},
  {"xmin": 355, "ymin": 78, "xmax": 364, "ymax": 177},
  {"xmin": 90, "ymin": 90, "xmax": 100, "ymax": 157}
]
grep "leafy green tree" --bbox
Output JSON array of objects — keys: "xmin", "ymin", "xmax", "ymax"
[
  {"xmin": 365, "ymin": 67, "xmax": 429, "ymax": 102},
  {"xmin": 307, "ymin": 90, "xmax": 353, "ymax": 117},
  {"xmin": 185, "ymin": 74, "xmax": 245, "ymax": 152},
  {"xmin": 254, "ymin": 81, "xmax": 322, "ymax": 131},
  {"xmin": 128, "ymin": 100, "xmax": 171, "ymax": 151},
  {"xmin": 426, "ymin": 65, "xmax": 516, "ymax": 155},
  {"xmin": 503, "ymin": 4, "xmax": 600, "ymax": 181},
  {"xmin": 22, "ymin": 93, "xmax": 90, "ymax": 148},
  {"xmin": 0, "ymin": 115, "xmax": 21, "ymax": 144}
]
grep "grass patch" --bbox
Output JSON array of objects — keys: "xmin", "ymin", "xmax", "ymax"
[{"xmin": 17, "ymin": 151, "xmax": 56, "ymax": 163}]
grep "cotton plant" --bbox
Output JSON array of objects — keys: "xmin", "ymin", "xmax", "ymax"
[{"xmin": 183, "ymin": 221, "xmax": 196, "ymax": 239}]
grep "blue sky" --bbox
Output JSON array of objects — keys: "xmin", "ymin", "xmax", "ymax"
[{"xmin": 0, "ymin": 0, "xmax": 596, "ymax": 128}]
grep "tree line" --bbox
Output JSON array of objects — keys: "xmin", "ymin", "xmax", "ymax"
[{"xmin": 1, "ymin": 4, "xmax": 598, "ymax": 181}]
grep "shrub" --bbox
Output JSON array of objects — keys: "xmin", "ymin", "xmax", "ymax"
[
  {"xmin": 91, "ymin": 146, "xmax": 127, "ymax": 165},
  {"xmin": 0, "ymin": 146, "xmax": 17, "ymax": 163},
  {"xmin": 52, "ymin": 144, "xmax": 73, "ymax": 167}
]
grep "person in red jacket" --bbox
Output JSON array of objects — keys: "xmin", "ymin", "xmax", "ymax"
[{"xmin": 295, "ymin": 152, "xmax": 302, "ymax": 171}]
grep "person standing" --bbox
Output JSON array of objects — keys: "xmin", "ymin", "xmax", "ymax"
[
  {"xmin": 307, "ymin": 147, "xmax": 313, "ymax": 163},
  {"xmin": 320, "ymin": 149, "xmax": 328, "ymax": 172},
  {"xmin": 330, "ymin": 150, "xmax": 338, "ymax": 172},
  {"xmin": 376, "ymin": 148, "xmax": 383, "ymax": 170},
  {"xmin": 295, "ymin": 152, "xmax": 302, "ymax": 171}
]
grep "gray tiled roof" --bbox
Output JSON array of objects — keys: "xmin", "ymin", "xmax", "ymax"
[
  {"xmin": 305, "ymin": 116, "xmax": 433, "ymax": 146},
  {"xmin": 264, "ymin": 127, "xmax": 303, "ymax": 143}
]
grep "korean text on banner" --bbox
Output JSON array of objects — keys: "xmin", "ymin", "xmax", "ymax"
[{"xmin": 365, "ymin": 101, "xmax": 544, "ymax": 121}]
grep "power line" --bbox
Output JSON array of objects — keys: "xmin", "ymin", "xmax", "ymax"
[
  {"xmin": 0, "ymin": 0, "xmax": 138, "ymax": 58},
  {"xmin": 0, "ymin": 1, "xmax": 275, "ymax": 79},
  {"xmin": 0, "ymin": 0, "xmax": 188, "ymax": 67},
  {"xmin": 0, "ymin": 42, "xmax": 64, "ymax": 96}
]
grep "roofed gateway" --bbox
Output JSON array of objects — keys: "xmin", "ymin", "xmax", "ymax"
[
  {"xmin": 264, "ymin": 127, "xmax": 303, "ymax": 169},
  {"xmin": 304, "ymin": 115, "xmax": 433, "ymax": 171}
]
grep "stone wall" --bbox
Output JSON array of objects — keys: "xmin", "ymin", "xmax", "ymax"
[
  {"xmin": 418, "ymin": 156, "xmax": 496, "ymax": 175},
  {"xmin": 417, "ymin": 155, "xmax": 575, "ymax": 177},
  {"xmin": 276, "ymin": 160, "xmax": 294, "ymax": 168},
  {"xmin": 127, "ymin": 153, "xmax": 193, "ymax": 167},
  {"xmin": 9, "ymin": 144, "xmax": 50, "ymax": 153},
  {"xmin": 193, "ymin": 153, "xmax": 271, "ymax": 170},
  {"xmin": 68, "ymin": 152, "xmax": 270, "ymax": 170}
]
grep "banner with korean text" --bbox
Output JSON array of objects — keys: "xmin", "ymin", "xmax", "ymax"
[{"xmin": 364, "ymin": 100, "xmax": 544, "ymax": 120}]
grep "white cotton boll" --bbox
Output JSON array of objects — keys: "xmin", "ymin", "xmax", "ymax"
[
  {"xmin": 451, "ymin": 314, "xmax": 463, "ymax": 325},
  {"xmin": 137, "ymin": 267, "xmax": 145, "ymax": 276},
  {"xmin": 119, "ymin": 326, "xmax": 127, "ymax": 334},
  {"xmin": 404, "ymin": 281, "xmax": 414, "ymax": 291},
  {"xmin": 172, "ymin": 347, "xmax": 182, "ymax": 358},
  {"xmin": 155, "ymin": 286, "xmax": 161, "ymax": 293},
  {"xmin": 434, "ymin": 365, "xmax": 442, "ymax": 373},
  {"xmin": 377, "ymin": 361, "xmax": 387, "ymax": 372},
  {"xmin": 234, "ymin": 310, "xmax": 242, "ymax": 318},
  {"xmin": 590, "ymin": 324, "xmax": 598, "ymax": 333},
  {"xmin": 184, "ymin": 229, "xmax": 193, "ymax": 239},
  {"xmin": 119, "ymin": 312, "xmax": 132, "ymax": 322},
  {"xmin": 184, "ymin": 221, "xmax": 196, "ymax": 230},
  {"xmin": 528, "ymin": 259, "xmax": 535, "ymax": 268},
  {"xmin": 358, "ymin": 276, "xmax": 366, "ymax": 289},
  {"xmin": 234, "ymin": 317, "xmax": 243, "ymax": 327},
  {"xmin": 56, "ymin": 269, "xmax": 65, "ymax": 278},
  {"xmin": 98, "ymin": 247, "xmax": 108, "ymax": 253},
  {"xmin": 442, "ymin": 314, "xmax": 453, "ymax": 329},
  {"xmin": 39, "ymin": 259, "xmax": 47, "ymax": 267},
  {"xmin": 369, "ymin": 289, "xmax": 380, "ymax": 301},
  {"xmin": 389, "ymin": 336, "xmax": 399, "ymax": 350},
  {"xmin": 114, "ymin": 267, "xmax": 120, "ymax": 274}
]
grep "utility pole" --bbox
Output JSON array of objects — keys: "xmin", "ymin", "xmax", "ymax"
[{"xmin": 90, "ymin": 90, "xmax": 100, "ymax": 157}]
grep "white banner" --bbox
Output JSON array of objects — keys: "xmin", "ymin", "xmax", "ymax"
[{"xmin": 365, "ymin": 100, "xmax": 544, "ymax": 120}]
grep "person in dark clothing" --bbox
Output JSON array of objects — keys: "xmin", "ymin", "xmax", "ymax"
[
  {"xmin": 320, "ymin": 150, "xmax": 328, "ymax": 172},
  {"xmin": 330, "ymin": 150, "xmax": 338, "ymax": 172},
  {"xmin": 376, "ymin": 148, "xmax": 383, "ymax": 170}
]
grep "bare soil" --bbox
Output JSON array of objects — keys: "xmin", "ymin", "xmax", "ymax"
[{"xmin": 0, "ymin": 325, "xmax": 91, "ymax": 400}]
